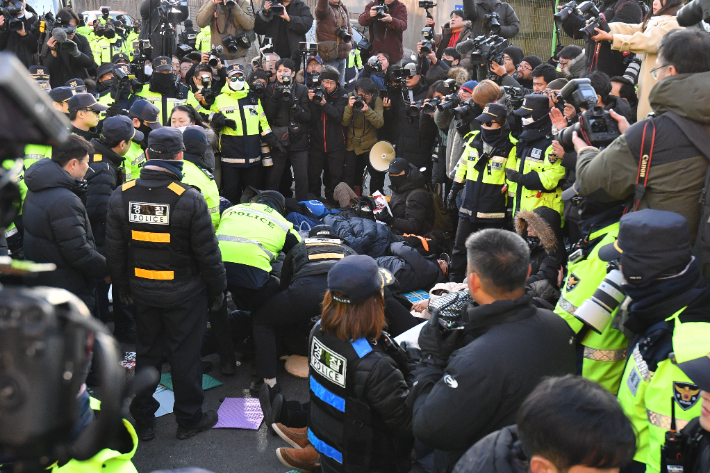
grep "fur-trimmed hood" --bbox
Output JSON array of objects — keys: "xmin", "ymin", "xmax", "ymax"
[
  {"xmin": 514, "ymin": 207, "xmax": 562, "ymax": 254},
  {"xmin": 447, "ymin": 66, "xmax": 470, "ymax": 88}
]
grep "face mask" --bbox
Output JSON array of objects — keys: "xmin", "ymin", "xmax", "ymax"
[
  {"xmin": 442, "ymin": 59, "xmax": 452, "ymax": 67},
  {"xmin": 97, "ymin": 80, "xmax": 110, "ymax": 93},
  {"xmin": 481, "ymin": 125, "xmax": 508, "ymax": 146},
  {"xmin": 526, "ymin": 235, "xmax": 541, "ymax": 252},
  {"xmin": 389, "ymin": 173, "xmax": 408, "ymax": 189},
  {"xmin": 176, "ymin": 126, "xmax": 188, "ymax": 132},
  {"xmin": 138, "ymin": 123, "xmax": 152, "ymax": 140},
  {"xmin": 521, "ymin": 116, "xmax": 534, "ymax": 126},
  {"xmin": 151, "ymin": 72, "xmax": 175, "ymax": 90},
  {"xmin": 228, "ymin": 77, "xmax": 246, "ymax": 91}
]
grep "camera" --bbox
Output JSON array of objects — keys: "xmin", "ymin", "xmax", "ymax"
[
  {"xmin": 580, "ymin": 13, "xmax": 609, "ymax": 40},
  {"xmin": 270, "ymin": 3, "xmax": 285, "ymax": 15},
  {"xmin": 484, "ymin": 12, "xmax": 501, "ymax": 34},
  {"xmin": 335, "ymin": 26, "xmax": 352, "ymax": 43},
  {"xmin": 559, "ymin": 77, "xmax": 598, "ymax": 110},
  {"xmin": 676, "ymin": 0, "xmax": 710, "ymax": 26},
  {"xmin": 309, "ymin": 73, "xmax": 325, "ymax": 102},
  {"xmin": 356, "ymin": 38, "xmax": 372, "ymax": 53},
  {"xmin": 453, "ymin": 98, "xmax": 478, "ymax": 121},
  {"xmin": 367, "ymin": 55, "xmax": 382, "ymax": 73},
  {"xmin": 0, "ymin": 0, "xmax": 23, "ymax": 31},
  {"xmin": 225, "ymin": 0, "xmax": 236, "ymax": 7},
  {"xmin": 437, "ymin": 93, "xmax": 460, "ymax": 111},
  {"xmin": 554, "ymin": 0, "xmax": 578, "ymax": 24},
  {"xmin": 251, "ymin": 79, "xmax": 266, "ymax": 98},
  {"xmin": 420, "ymin": 26, "xmax": 435, "ymax": 55},
  {"xmin": 280, "ymin": 72, "xmax": 292, "ymax": 100},
  {"xmin": 557, "ymin": 105, "xmax": 620, "ymax": 152},
  {"xmin": 418, "ymin": 0, "xmax": 436, "ymax": 8},
  {"xmin": 373, "ymin": 0, "xmax": 389, "ymax": 20},
  {"xmin": 222, "ymin": 33, "xmax": 251, "ymax": 54},
  {"xmin": 422, "ymin": 96, "xmax": 441, "ymax": 114},
  {"xmin": 352, "ymin": 93, "xmax": 366, "ymax": 110},
  {"xmin": 158, "ymin": 0, "xmax": 188, "ymax": 24},
  {"xmin": 469, "ymin": 35, "xmax": 506, "ymax": 71},
  {"xmin": 503, "ymin": 85, "xmax": 525, "ymax": 109},
  {"xmin": 573, "ymin": 266, "xmax": 625, "ymax": 334},
  {"xmin": 209, "ymin": 44, "xmax": 223, "ymax": 67},
  {"xmin": 408, "ymin": 100, "xmax": 424, "ymax": 118}
]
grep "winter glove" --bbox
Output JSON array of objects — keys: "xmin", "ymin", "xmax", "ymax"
[
  {"xmin": 105, "ymin": 102, "xmax": 124, "ymax": 118},
  {"xmin": 374, "ymin": 209, "xmax": 393, "ymax": 224},
  {"xmin": 418, "ymin": 309, "xmax": 463, "ymax": 366},
  {"xmin": 505, "ymin": 168, "xmax": 522, "ymax": 184},
  {"xmin": 224, "ymin": 118, "xmax": 237, "ymax": 129},
  {"xmin": 447, "ymin": 182, "xmax": 463, "ymax": 210},
  {"xmin": 119, "ymin": 290, "xmax": 134, "ymax": 306},
  {"xmin": 263, "ymin": 131, "xmax": 278, "ymax": 148},
  {"xmin": 65, "ymin": 39, "xmax": 80, "ymax": 58},
  {"xmin": 210, "ymin": 112, "xmax": 226, "ymax": 130},
  {"xmin": 210, "ymin": 292, "xmax": 224, "ymax": 312}
]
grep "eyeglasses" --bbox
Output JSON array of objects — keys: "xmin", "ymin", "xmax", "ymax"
[
  {"xmin": 228, "ymin": 76, "xmax": 244, "ymax": 82},
  {"xmin": 650, "ymin": 64, "xmax": 670, "ymax": 80},
  {"xmin": 517, "ymin": 64, "xmax": 532, "ymax": 71}
]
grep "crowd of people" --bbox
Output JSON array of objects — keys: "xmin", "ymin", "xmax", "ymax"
[{"xmin": 2, "ymin": 0, "xmax": 710, "ymax": 470}]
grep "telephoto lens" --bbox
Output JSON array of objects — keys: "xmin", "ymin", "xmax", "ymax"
[{"xmin": 573, "ymin": 269, "xmax": 626, "ymax": 334}]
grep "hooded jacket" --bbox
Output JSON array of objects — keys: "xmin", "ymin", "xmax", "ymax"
[
  {"xmin": 342, "ymin": 93, "xmax": 384, "ymax": 155},
  {"xmin": 86, "ymin": 138, "xmax": 125, "ymax": 253},
  {"xmin": 22, "ymin": 159, "xmax": 108, "ymax": 307},
  {"xmin": 254, "ymin": 0, "xmax": 313, "ymax": 61},
  {"xmin": 376, "ymin": 241, "xmax": 445, "ymax": 293},
  {"xmin": 389, "ymin": 164, "xmax": 435, "ymax": 235},
  {"xmin": 461, "ymin": 0, "xmax": 519, "ymax": 39},
  {"xmin": 196, "ymin": 0, "xmax": 255, "ymax": 60},
  {"xmin": 576, "ymin": 71, "xmax": 710, "ymax": 245},
  {"xmin": 314, "ymin": 0, "xmax": 352, "ymax": 60},
  {"xmin": 453, "ymin": 425, "xmax": 528, "ymax": 473},
  {"xmin": 308, "ymin": 83, "xmax": 348, "ymax": 152},
  {"xmin": 358, "ymin": 0, "xmax": 408, "ymax": 64},
  {"xmin": 323, "ymin": 213, "xmax": 392, "ymax": 257},
  {"xmin": 42, "ymin": 33, "xmax": 95, "ymax": 88}
]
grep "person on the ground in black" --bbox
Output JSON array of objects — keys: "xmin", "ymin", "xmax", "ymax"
[
  {"xmin": 410, "ymin": 228, "xmax": 575, "ymax": 472},
  {"xmin": 42, "ymin": 8, "xmax": 94, "ymax": 89},
  {"xmin": 22, "ymin": 135, "xmax": 109, "ymax": 315},
  {"xmin": 531, "ymin": 63, "xmax": 557, "ymax": 93},
  {"xmin": 0, "ymin": 0, "xmax": 39, "ymax": 68},
  {"xmin": 376, "ymin": 158, "xmax": 434, "ymax": 236},
  {"xmin": 453, "ymin": 375, "xmax": 637, "ymax": 473},
  {"xmin": 139, "ymin": 0, "xmax": 188, "ymax": 57},
  {"xmin": 68, "ymin": 93, "xmax": 108, "ymax": 142},
  {"xmin": 376, "ymin": 241, "xmax": 448, "ymax": 293},
  {"xmin": 105, "ymin": 127, "xmax": 226, "ymax": 442},
  {"xmin": 307, "ymin": 65, "xmax": 348, "ymax": 202},
  {"xmin": 558, "ymin": 0, "xmax": 643, "ymax": 78},
  {"xmin": 513, "ymin": 55, "xmax": 541, "ymax": 89},
  {"xmin": 303, "ymin": 255, "xmax": 413, "ymax": 473},
  {"xmin": 675, "ymin": 354, "xmax": 710, "ymax": 473},
  {"xmin": 133, "ymin": 55, "xmax": 189, "ymax": 126},
  {"xmin": 462, "ymin": 0, "xmax": 519, "ymax": 38},
  {"xmin": 514, "ymin": 206, "xmax": 565, "ymax": 305},
  {"xmin": 264, "ymin": 58, "xmax": 312, "ymax": 200},
  {"xmin": 254, "ymin": 0, "xmax": 313, "ymax": 66},
  {"xmin": 86, "ymin": 116, "xmax": 143, "ymax": 341}
]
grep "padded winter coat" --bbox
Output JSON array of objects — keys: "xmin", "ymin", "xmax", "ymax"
[
  {"xmin": 388, "ymin": 164, "xmax": 435, "ymax": 236},
  {"xmin": 323, "ymin": 213, "xmax": 392, "ymax": 257},
  {"xmin": 376, "ymin": 242, "xmax": 445, "ymax": 293},
  {"xmin": 86, "ymin": 139, "xmax": 125, "ymax": 254}
]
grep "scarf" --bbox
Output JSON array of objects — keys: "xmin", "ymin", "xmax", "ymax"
[{"xmin": 144, "ymin": 159, "xmax": 184, "ymax": 179}]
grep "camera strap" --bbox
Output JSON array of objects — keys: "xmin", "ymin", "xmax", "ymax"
[{"xmin": 631, "ymin": 120, "xmax": 656, "ymax": 212}]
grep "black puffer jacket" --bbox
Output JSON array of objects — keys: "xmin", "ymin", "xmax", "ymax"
[
  {"xmin": 410, "ymin": 294, "xmax": 575, "ymax": 472},
  {"xmin": 389, "ymin": 164, "xmax": 434, "ymax": 235},
  {"xmin": 376, "ymin": 242, "xmax": 445, "ymax": 293},
  {"xmin": 323, "ymin": 214, "xmax": 392, "ymax": 257},
  {"xmin": 41, "ymin": 33, "xmax": 94, "ymax": 88},
  {"xmin": 254, "ymin": 0, "xmax": 313, "ymax": 61},
  {"xmin": 453, "ymin": 425, "xmax": 527, "ymax": 473},
  {"xmin": 265, "ymin": 81, "xmax": 312, "ymax": 152},
  {"xmin": 461, "ymin": 0, "xmax": 519, "ymax": 39},
  {"xmin": 0, "ymin": 11, "xmax": 39, "ymax": 68},
  {"xmin": 384, "ymin": 81, "xmax": 430, "ymax": 169},
  {"xmin": 308, "ymin": 83, "xmax": 347, "ymax": 152},
  {"xmin": 22, "ymin": 159, "xmax": 108, "ymax": 307},
  {"xmin": 86, "ymin": 138, "xmax": 124, "ymax": 254},
  {"xmin": 105, "ymin": 164, "xmax": 226, "ymax": 307}
]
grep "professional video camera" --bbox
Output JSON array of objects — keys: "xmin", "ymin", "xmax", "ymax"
[
  {"xmin": 308, "ymin": 72, "xmax": 326, "ymax": 102},
  {"xmin": 158, "ymin": 0, "xmax": 189, "ymax": 24},
  {"xmin": 372, "ymin": 0, "xmax": 389, "ymax": 20},
  {"xmin": 49, "ymin": 15, "xmax": 79, "ymax": 53},
  {"xmin": 559, "ymin": 77, "xmax": 598, "ymax": 111},
  {"xmin": 280, "ymin": 72, "xmax": 293, "ymax": 100},
  {"xmin": 270, "ymin": 2, "xmax": 285, "ymax": 15},
  {"xmin": 420, "ymin": 26, "xmax": 435, "ymax": 55},
  {"xmin": 366, "ymin": 55, "xmax": 382, "ymax": 73},
  {"xmin": 557, "ymin": 105, "xmax": 620, "ymax": 152},
  {"xmin": 554, "ymin": 0, "xmax": 610, "ymax": 39},
  {"xmin": 470, "ymin": 35, "xmax": 507, "ymax": 72},
  {"xmin": 484, "ymin": 11, "xmax": 501, "ymax": 34},
  {"xmin": 222, "ymin": 33, "xmax": 250, "ymax": 54},
  {"xmin": 0, "ymin": 0, "xmax": 23, "ymax": 31},
  {"xmin": 208, "ymin": 44, "xmax": 224, "ymax": 67},
  {"xmin": 503, "ymin": 85, "xmax": 525, "ymax": 109},
  {"xmin": 352, "ymin": 93, "xmax": 366, "ymax": 110},
  {"xmin": 676, "ymin": 0, "xmax": 710, "ymax": 26},
  {"xmin": 335, "ymin": 26, "xmax": 352, "ymax": 43}
]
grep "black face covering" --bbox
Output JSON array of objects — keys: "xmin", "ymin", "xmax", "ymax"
[
  {"xmin": 481, "ymin": 124, "xmax": 510, "ymax": 149},
  {"xmin": 151, "ymin": 72, "xmax": 176, "ymax": 94},
  {"xmin": 97, "ymin": 80, "xmax": 111, "ymax": 93},
  {"xmin": 138, "ymin": 123, "xmax": 153, "ymax": 141},
  {"xmin": 526, "ymin": 235, "xmax": 541, "ymax": 252},
  {"xmin": 389, "ymin": 173, "xmax": 408, "ymax": 190},
  {"xmin": 441, "ymin": 59, "xmax": 453, "ymax": 67}
]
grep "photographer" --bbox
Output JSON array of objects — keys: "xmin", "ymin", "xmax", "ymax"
[
  {"xmin": 307, "ymin": 66, "xmax": 348, "ymax": 202},
  {"xmin": 558, "ymin": 0, "xmax": 643, "ymax": 78},
  {"xmin": 358, "ymin": 0, "xmax": 408, "ymax": 65},
  {"xmin": 196, "ymin": 0, "xmax": 255, "ymax": 66},
  {"xmin": 254, "ymin": 0, "xmax": 313, "ymax": 66},
  {"xmin": 574, "ymin": 29, "xmax": 710, "ymax": 252},
  {"xmin": 295, "ymin": 54, "xmax": 321, "ymax": 84},
  {"xmin": 264, "ymin": 58, "xmax": 311, "ymax": 200},
  {"xmin": 139, "ymin": 0, "xmax": 189, "ymax": 58},
  {"xmin": 513, "ymin": 55, "xmax": 541, "ymax": 88},
  {"xmin": 42, "ymin": 9, "xmax": 94, "ymax": 88},
  {"xmin": 178, "ymin": 18, "xmax": 197, "ymax": 48},
  {"xmin": 454, "ymin": 376, "xmax": 636, "ymax": 473},
  {"xmin": 557, "ymin": 45, "xmax": 586, "ymax": 78},
  {"xmin": 187, "ymin": 63, "xmax": 219, "ymax": 111},
  {"xmin": 314, "ymin": 0, "xmax": 352, "ymax": 75},
  {"xmin": 462, "ymin": 0, "xmax": 519, "ymax": 38},
  {"xmin": 361, "ymin": 50, "xmax": 389, "ymax": 90},
  {"xmin": 410, "ymin": 228, "xmax": 575, "ymax": 472},
  {"xmin": 0, "ymin": 0, "xmax": 38, "ymax": 68},
  {"xmin": 487, "ymin": 47, "xmax": 523, "ymax": 87},
  {"xmin": 342, "ymin": 77, "xmax": 385, "ymax": 195},
  {"xmin": 97, "ymin": 64, "xmax": 141, "ymax": 120}
]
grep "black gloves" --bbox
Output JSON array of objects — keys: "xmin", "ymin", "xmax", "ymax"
[
  {"xmin": 65, "ymin": 40, "xmax": 80, "ymax": 58},
  {"xmin": 418, "ymin": 310, "xmax": 463, "ymax": 367},
  {"xmin": 374, "ymin": 209, "xmax": 393, "ymax": 224},
  {"xmin": 271, "ymin": 87, "xmax": 283, "ymax": 101},
  {"xmin": 119, "ymin": 290, "xmax": 134, "ymax": 306},
  {"xmin": 263, "ymin": 131, "xmax": 278, "ymax": 148},
  {"xmin": 447, "ymin": 182, "xmax": 463, "ymax": 210},
  {"xmin": 224, "ymin": 117, "xmax": 237, "ymax": 129},
  {"xmin": 210, "ymin": 292, "xmax": 224, "ymax": 312},
  {"xmin": 105, "ymin": 102, "xmax": 124, "ymax": 118},
  {"xmin": 210, "ymin": 112, "xmax": 236, "ymax": 130},
  {"xmin": 505, "ymin": 168, "xmax": 522, "ymax": 184}
]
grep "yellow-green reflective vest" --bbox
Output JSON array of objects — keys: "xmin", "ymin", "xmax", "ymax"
[
  {"xmin": 505, "ymin": 144, "xmax": 564, "ymax": 220},
  {"xmin": 216, "ymin": 203, "xmax": 300, "ymax": 273},
  {"xmin": 24, "ymin": 143, "xmax": 52, "ymax": 169},
  {"xmin": 123, "ymin": 141, "xmax": 146, "ymax": 182},
  {"xmin": 134, "ymin": 88, "xmax": 187, "ymax": 126},
  {"xmin": 209, "ymin": 84, "xmax": 271, "ymax": 138},
  {"xmin": 126, "ymin": 31, "xmax": 139, "ymax": 59},
  {"xmin": 51, "ymin": 397, "xmax": 138, "ymax": 473},
  {"xmin": 182, "ymin": 160, "xmax": 220, "ymax": 229},
  {"xmin": 92, "ymin": 37, "xmax": 127, "ymax": 65},
  {"xmin": 554, "ymin": 222, "xmax": 628, "ymax": 394},
  {"xmin": 195, "ymin": 26, "xmax": 211, "ymax": 53},
  {"xmin": 617, "ymin": 308, "xmax": 710, "ymax": 473},
  {"xmin": 2, "ymin": 159, "xmax": 26, "ymax": 239}
]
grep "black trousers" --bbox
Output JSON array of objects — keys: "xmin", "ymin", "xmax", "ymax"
[
  {"xmin": 252, "ymin": 274, "xmax": 328, "ymax": 379},
  {"xmin": 308, "ymin": 148, "xmax": 346, "ymax": 198},
  {"xmin": 211, "ymin": 296, "xmax": 236, "ymax": 363},
  {"xmin": 228, "ymin": 277, "xmax": 281, "ymax": 312},
  {"xmin": 266, "ymin": 149, "xmax": 309, "ymax": 201},
  {"xmin": 344, "ymin": 150, "xmax": 385, "ymax": 195},
  {"xmin": 130, "ymin": 290, "xmax": 208, "ymax": 427},
  {"xmin": 112, "ymin": 284, "xmax": 135, "ymax": 335},
  {"xmin": 449, "ymin": 217, "xmax": 507, "ymax": 283},
  {"xmin": 221, "ymin": 165, "xmax": 264, "ymax": 205}
]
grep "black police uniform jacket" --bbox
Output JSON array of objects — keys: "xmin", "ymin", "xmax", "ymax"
[
  {"xmin": 264, "ymin": 81, "xmax": 312, "ymax": 152},
  {"xmin": 280, "ymin": 236, "xmax": 358, "ymax": 287},
  {"xmin": 308, "ymin": 323, "xmax": 413, "ymax": 473},
  {"xmin": 410, "ymin": 294, "xmax": 575, "ymax": 472},
  {"xmin": 308, "ymin": 84, "xmax": 348, "ymax": 153},
  {"xmin": 86, "ymin": 138, "xmax": 125, "ymax": 254},
  {"xmin": 104, "ymin": 163, "xmax": 227, "ymax": 307},
  {"xmin": 388, "ymin": 164, "xmax": 435, "ymax": 236},
  {"xmin": 22, "ymin": 159, "xmax": 108, "ymax": 307}
]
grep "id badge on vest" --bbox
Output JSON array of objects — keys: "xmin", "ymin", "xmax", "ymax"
[
  {"xmin": 129, "ymin": 201, "xmax": 170, "ymax": 225},
  {"xmin": 311, "ymin": 337, "xmax": 347, "ymax": 388}
]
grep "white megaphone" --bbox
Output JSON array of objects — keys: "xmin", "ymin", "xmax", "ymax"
[{"xmin": 369, "ymin": 141, "xmax": 395, "ymax": 172}]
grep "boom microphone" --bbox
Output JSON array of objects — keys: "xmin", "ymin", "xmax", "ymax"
[
  {"xmin": 456, "ymin": 37, "xmax": 476, "ymax": 55},
  {"xmin": 52, "ymin": 27, "xmax": 67, "ymax": 43}
]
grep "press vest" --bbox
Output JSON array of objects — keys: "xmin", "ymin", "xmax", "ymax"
[
  {"xmin": 454, "ymin": 130, "xmax": 516, "ymax": 222},
  {"xmin": 554, "ymin": 222, "xmax": 628, "ymax": 394},
  {"xmin": 182, "ymin": 160, "xmax": 220, "ymax": 229},
  {"xmin": 216, "ymin": 203, "xmax": 298, "ymax": 273},
  {"xmin": 120, "ymin": 178, "xmax": 198, "ymax": 281},
  {"xmin": 308, "ymin": 325, "xmax": 377, "ymax": 471},
  {"xmin": 290, "ymin": 238, "xmax": 358, "ymax": 281},
  {"xmin": 123, "ymin": 142, "xmax": 146, "ymax": 182},
  {"xmin": 135, "ymin": 87, "xmax": 188, "ymax": 126},
  {"xmin": 617, "ymin": 309, "xmax": 710, "ymax": 473},
  {"xmin": 24, "ymin": 143, "xmax": 52, "ymax": 168}
]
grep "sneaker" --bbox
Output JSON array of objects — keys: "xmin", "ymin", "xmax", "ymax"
[
  {"xmin": 135, "ymin": 422, "xmax": 155, "ymax": 442},
  {"xmin": 258, "ymin": 383, "xmax": 283, "ymax": 434},
  {"xmin": 220, "ymin": 357, "xmax": 237, "ymax": 376},
  {"xmin": 273, "ymin": 423, "xmax": 309, "ymax": 449},
  {"xmin": 175, "ymin": 410, "xmax": 218, "ymax": 440},
  {"xmin": 276, "ymin": 444, "xmax": 320, "ymax": 472}
]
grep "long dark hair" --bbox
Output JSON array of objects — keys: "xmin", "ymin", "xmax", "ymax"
[
  {"xmin": 169, "ymin": 104, "xmax": 206, "ymax": 127},
  {"xmin": 642, "ymin": 0, "xmax": 683, "ymax": 30}
]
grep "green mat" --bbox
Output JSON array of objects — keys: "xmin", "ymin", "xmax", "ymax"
[{"xmin": 159, "ymin": 373, "xmax": 223, "ymax": 391}]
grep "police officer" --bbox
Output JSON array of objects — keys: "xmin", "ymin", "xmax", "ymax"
[
  {"xmin": 2, "ymin": 158, "xmax": 26, "ymax": 259},
  {"xmin": 210, "ymin": 63, "xmax": 275, "ymax": 203},
  {"xmin": 598, "ymin": 210, "xmax": 710, "ymax": 473},
  {"xmin": 68, "ymin": 93, "xmax": 109, "ymax": 141},
  {"xmin": 105, "ymin": 127, "xmax": 226, "ymax": 441},
  {"xmin": 98, "ymin": 64, "xmax": 139, "ymax": 118},
  {"xmin": 673, "ymin": 353, "xmax": 710, "ymax": 473},
  {"xmin": 124, "ymin": 100, "xmax": 161, "ymax": 182},
  {"xmin": 195, "ymin": 25, "xmax": 212, "ymax": 53},
  {"xmin": 181, "ymin": 126, "xmax": 220, "ymax": 229},
  {"xmin": 24, "ymin": 87, "xmax": 74, "ymax": 168},
  {"xmin": 305, "ymin": 255, "xmax": 413, "ymax": 472},
  {"xmin": 48, "ymin": 86, "xmax": 74, "ymax": 117},
  {"xmin": 342, "ymin": 47, "xmax": 362, "ymax": 93},
  {"xmin": 134, "ymin": 56, "xmax": 189, "ymax": 126},
  {"xmin": 505, "ymin": 94, "xmax": 564, "ymax": 221},
  {"xmin": 553, "ymin": 198, "xmax": 628, "ymax": 395},
  {"xmin": 179, "ymin": 19, "xmax": 198, "ymax": 50},
  {"xmin": 216, "ymin": 190, "xmax": 301, "ymax": 312},
  {"xmin": 447, "ymin": 103, "xmax": 517, "ymax": 283}
]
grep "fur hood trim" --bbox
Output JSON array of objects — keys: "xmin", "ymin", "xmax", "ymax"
[
  {"xmin": 514, "ymin": 210, "xmax": 558, "ymax": 253},
  {"xmin": 448, "ymin": 67, "xmax": 470, "ymax": 87}
]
